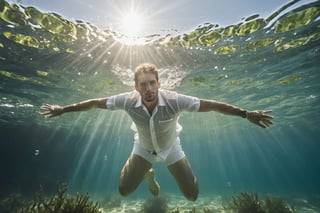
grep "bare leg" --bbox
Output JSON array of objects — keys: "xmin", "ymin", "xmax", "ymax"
[
  {"xmin": 167, "ymin": 157, "xmax": 198, "ymax": 201},
  {"xmin": 119, "ymin": 154, "xmax": 152, "ymax": 196}
]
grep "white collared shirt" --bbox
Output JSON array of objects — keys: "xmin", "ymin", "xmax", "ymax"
[{"xmin": 106, "ymin": 89, "xmax": 200, "ymax": 152}]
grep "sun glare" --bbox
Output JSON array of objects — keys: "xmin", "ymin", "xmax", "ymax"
[
  {"xmin": 120, "ymin": 11, "xmax": 144, "ymax": 36},
  {"xmin": 111, "ymin": 3, "xmax": 155, "ymax": 44}
]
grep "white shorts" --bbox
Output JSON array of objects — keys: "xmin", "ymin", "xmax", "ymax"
[{"xmin": 132, "ymin": 138, "xmax": 185, "ymax": 165}]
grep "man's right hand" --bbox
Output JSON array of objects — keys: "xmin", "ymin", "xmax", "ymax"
[{"xmin": 40, "ymin": 104, "xmax": 64, "ymax": 118}]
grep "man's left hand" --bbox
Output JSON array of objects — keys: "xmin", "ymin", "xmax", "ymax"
[{"xmin": 247, "ymin": 110, "xmax": 274, "ymax": 128}]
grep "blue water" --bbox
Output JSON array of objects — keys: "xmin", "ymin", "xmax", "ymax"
[{"xmin": 0, "ymin": 0, "xmax": 320, "ymax": 211}]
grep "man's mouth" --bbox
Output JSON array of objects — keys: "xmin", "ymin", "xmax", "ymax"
[
  {"xmin": 146, "ymin": 92, "xmax": 153, "ymax": 97},
  {"xmin": 144, "ymin": 92, "xmax": 155, "ymax": 101}
]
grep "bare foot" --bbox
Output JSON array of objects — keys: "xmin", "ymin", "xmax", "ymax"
[{"xmin": 144, "ymin": 168, "xmax": 160, "ymax": 196}]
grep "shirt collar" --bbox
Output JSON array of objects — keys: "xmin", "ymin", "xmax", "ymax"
[
  {"xmin": 158, "ymin": 90, "xmax": 166, "ymax": 106},
  {"xmin": 135, "ymin": 94, "xmax": 143, "ymax": 108},
  {"xmin": 134, "ymin": 89, "xmax": 166, "ymax": 108}
]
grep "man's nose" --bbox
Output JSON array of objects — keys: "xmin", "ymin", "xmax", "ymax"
[{"xmin": 146, "ymin": 83, "xmax": 152, "ymax": 90}]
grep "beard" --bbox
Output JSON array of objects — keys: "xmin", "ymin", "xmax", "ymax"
[{"xmin": 144, "ymin": 92, "xmax": 156, "ymax": 102}]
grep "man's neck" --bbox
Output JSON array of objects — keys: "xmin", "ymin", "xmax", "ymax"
[{"xmin": 143, "ymin": 100, "xmax": 158, "ymax": 115}]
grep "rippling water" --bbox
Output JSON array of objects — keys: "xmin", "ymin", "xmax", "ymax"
[{"xmin": 0, "ymin": 0, "xmax": 320, "ymax": 212}]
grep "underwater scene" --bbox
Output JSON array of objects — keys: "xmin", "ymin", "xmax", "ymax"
[{"xmin": 0, "ymin": 0, "xmax": 320, "ymax": 212}]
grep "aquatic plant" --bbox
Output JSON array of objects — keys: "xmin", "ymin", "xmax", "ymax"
[
  {"xmin": 17, "ymin": 184, "xmax": 101, "ymax": 213},
  {"xmin": 263, "ymin": 196, "xmax": 294, "ymax": 213},
  {"xmin": 0, "ymin": 193, "xmax": 25, "ymax": 213},
  {"xmin": 230, "ymin": 192, "xmax": 264, "ymax": 213},
  {"xmin": 228, "ymin": 192, "xmax": 295, "ymax": 213},
  {"xmin": 142, "ymin": 196, "xmax": 168, "ymax": 213}
]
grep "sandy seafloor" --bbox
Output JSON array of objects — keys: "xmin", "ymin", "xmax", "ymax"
[{"xmin": 93, "ymin": 194, "xmax": 320, "ymax": 213}]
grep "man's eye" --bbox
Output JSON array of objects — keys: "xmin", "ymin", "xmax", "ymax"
[{"xmin": 140, "ymin": 83, "xmax": 147, "ymax": 87}]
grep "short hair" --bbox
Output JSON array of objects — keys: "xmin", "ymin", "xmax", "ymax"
[{"xmin": 134, "ymin": 63, "xmax": 159, "ymax": 84}]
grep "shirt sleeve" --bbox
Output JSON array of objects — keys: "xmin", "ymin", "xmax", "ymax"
[
  {"xmin": 177, "ymin": 93, "xmax": 200, "ymax": 112},
  {"xmin": 106, "ymin": 92, "xmax": 130, "ymax": 110}
]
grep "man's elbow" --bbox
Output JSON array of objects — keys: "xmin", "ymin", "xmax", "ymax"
[{"xmin": 95, "ymin": 98, "xmax": 107, "ymax": 109}]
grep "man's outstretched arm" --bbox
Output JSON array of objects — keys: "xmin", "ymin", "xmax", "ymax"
[
  {"xmin": 199, "ymin": 99, "xmax": 274, "ymax": 128},
  {"xmin": 40, "ymin": 98, "xmax": 107, "ymax": 118}
]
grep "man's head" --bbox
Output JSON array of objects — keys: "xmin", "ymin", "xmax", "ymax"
[
  {"xmin": 134, "ymin": 63, "xmax": 160, "ymax": 104},
  {"xmin": 134, "ymin": 63, "xmax": 159, "ymax": 85}
]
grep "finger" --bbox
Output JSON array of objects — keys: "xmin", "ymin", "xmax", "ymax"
[
  {"xmin": 40, "ymin": 111, "xmax": 55, "ymax": 118},
  {"xmin": 261, "ymin": 119, "xmax": 273, "ymax": 127},
  {"xmin": 258, "ymin": 120, "xmax": 267, "ymax": 128},
  {"xmin": 44, "ymin": 114, "xmax": 55, "ymax": 118},
  {"xmin": 41, "ymin": 104, "xmax": 53, "ymax": 109},
  {"xmin": 263, "ymin": 115, "xmax": 274, "ymax": 119},
  {"xmin": 262, "ymin": 110, "xmax": 273, "ymax": 117},
  {"xmin": 258, "ymin": 123, "xmax": 267, "ymax": 128},
  {"xmin": 263, "ymin": 122, "xmax": 271, "ymax": 127},
  {"xmin": 264, "ymin": 119, "xmax": 273, "ymax": 125},
  {"xmin": 40, "ymin": 105, "xmax": 51, "ymax": 110}
]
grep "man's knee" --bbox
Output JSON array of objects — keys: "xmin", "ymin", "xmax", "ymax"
[
  {"xmin": 182, "ymin": 180, "xmax": 198, "ymax": 201},
  {"xmin": 184, "ymin": 190, "xmax": 198, "ymax": 201},
  {"xmin": 118, "ymin": 154, "xmax": 150, "ymax": 196},
  {"xmin": 168, "ymin": 157, "xmax": 198, "ymax": 201},
  {"xmin": 118, "ymin": 175, "xmax": 137, "ymax": 196},
  {"xmin": 118, "ymin": 182, "xmax": 135, "ymax": 196}
]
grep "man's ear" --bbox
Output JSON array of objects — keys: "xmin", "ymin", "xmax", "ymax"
[{"xmin": 134, "ymin": 83, "xmax": 138, "ymax": 91}]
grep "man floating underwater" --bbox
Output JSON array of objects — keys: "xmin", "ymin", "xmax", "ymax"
[{"xmin": 41, "ymin": 63, "xmax": 273, "ymax": 201}]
